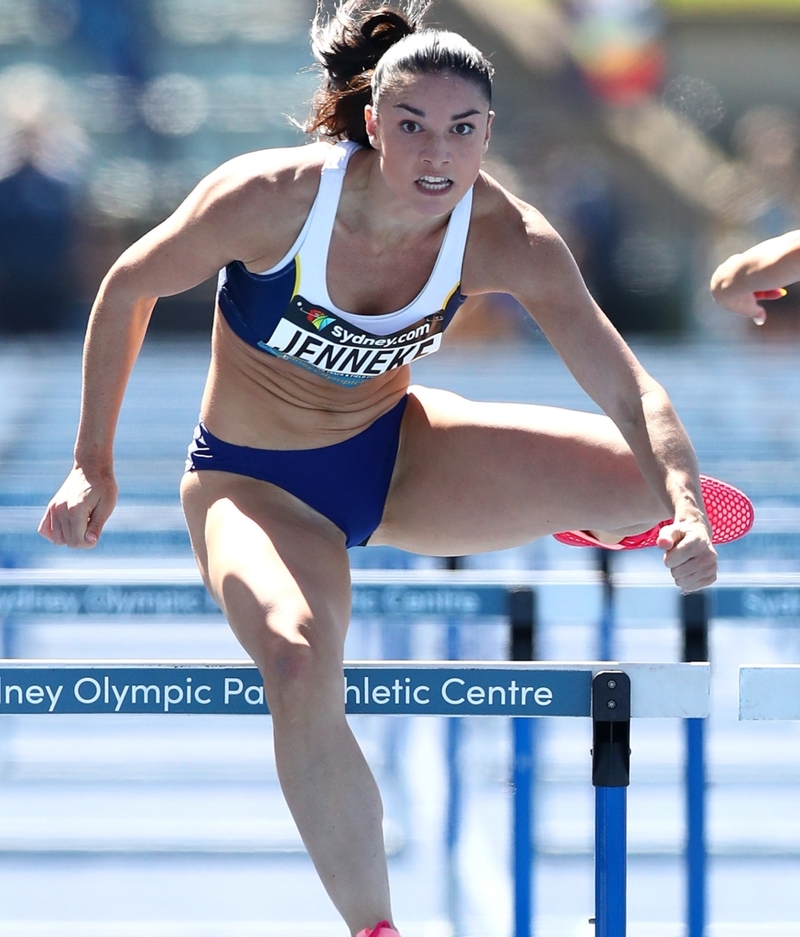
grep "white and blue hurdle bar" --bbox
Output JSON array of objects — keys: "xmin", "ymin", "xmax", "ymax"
[
  {"xmin": 0, "ymin": 569, "xmax": 728, "ymax": 937},
  {"xmin": 596, "ymin": 562, "xmax": 800, "ymax": 937}
]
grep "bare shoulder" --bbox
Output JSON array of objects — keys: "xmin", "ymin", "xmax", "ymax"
[
  {"xmin": 208, "ymin": 142, "xmax": 328, "ymax": 205},
  {"xmin": 462, "ymin": 170, "xmax": 577, "ymax": 299},
  {"xmin": 175, "ymin": 142, "xmax": 332, "ymax": 266}
]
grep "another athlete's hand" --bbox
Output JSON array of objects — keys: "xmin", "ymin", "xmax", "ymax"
[
  {"xmin": 711, "ymin": 241, "xmax": 795, "ymax": 325},
  {"xmin": 657, "ymin": 520, "xmax": 717, "ymax": 593},
  {"xmin": 710, "ymin": 257, "xmax": 781, "ymax": 324},
  {"xmin": 38, "ymin": 465, "xmax": 118, "ymax": 548}
]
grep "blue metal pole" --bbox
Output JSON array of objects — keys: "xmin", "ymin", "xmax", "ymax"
[
  {"xmin": 592, "ymin": 671, "xmax": 630, "ymax": 937},
  {"xmin": 682, "ymin": 591, "xmax": 709, "ymax": 937},
  {"xmin": 513, "ymin": 717, "xmax": 535, "ymax": 937},
  {"xmin": 595, "ymin": 787, "xmax": 627, "ymax": 937},
  {"xmin": 444, "ymin": 556, "xmax": 465, "ymax": 935},
  {"xmin": 510, "ymin": 588, "xmax": 537, "ymax": 937},
  {"xmin": 686, "ymin": 718, "xmax": 707, "ymax": 937},
  {"xmin": 445, "ymin": 618, "xmax": 462, "ymax": 935}
]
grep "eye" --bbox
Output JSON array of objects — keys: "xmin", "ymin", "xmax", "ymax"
[
  {"xmin": 452, "ymin": 122, "xmax": 475, "ymax": 136},
  {"xmin": 400, "ymin": 120, "xmax": 422, "ymax": 133}
]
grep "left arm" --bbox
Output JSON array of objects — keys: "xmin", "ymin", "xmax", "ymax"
[{"xmin": 471, "ymin": 192, "xmax": 715, "ymax": 589}]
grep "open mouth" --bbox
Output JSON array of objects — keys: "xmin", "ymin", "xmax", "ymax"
[{"xmin": 416, "ymin": 175, "xmax": 454, "ymax": 194}]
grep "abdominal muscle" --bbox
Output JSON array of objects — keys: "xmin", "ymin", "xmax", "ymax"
[{"xmin": 198, "ymin": 312, "xmax": 412, "ymax": 450}]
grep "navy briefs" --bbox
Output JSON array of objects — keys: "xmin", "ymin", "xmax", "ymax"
[{"xmin": 185, "ymin": 395, "xmax": 409, "ymax": 548}]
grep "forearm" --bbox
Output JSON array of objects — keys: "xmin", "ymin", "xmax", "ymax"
[
  {"xmin": 75, "ymin": 273, "xmax": 157, "ymax": 473},
  {"xmin": 619, "ymin": 385, "xmax": 706, "ymax": 525}
]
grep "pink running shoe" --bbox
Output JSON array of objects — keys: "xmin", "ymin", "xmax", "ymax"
[
  {"xmin": 553, "ymin": 475, "xmax": 754, "ymax": 551},
  {"xmin": 357, "ymin": 923, "xmax": 400, "ymax": 937}
]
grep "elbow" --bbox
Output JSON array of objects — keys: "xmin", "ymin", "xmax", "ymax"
[
  {"xmin": 638, "ymin": 382, "xmax": 681, "ymax": 434},
  {"xmin": 97, "ymin": 260, "xmax": 157, "ymax": 311},
  {"xmin": 90, "ymin": 264, "xmax": 158, "ymax": 332},
  {"xmin": 610, "ymin": 381, "xmax": 673, "ymax": 438},
  {"xmin": 639, "ymin": 380, "xmax": 673, "ymax": 414}
]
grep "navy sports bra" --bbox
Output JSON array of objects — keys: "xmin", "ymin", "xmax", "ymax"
[{"xmin": 217, "ymin": 141, "xmax": 472, "ymax": 387}]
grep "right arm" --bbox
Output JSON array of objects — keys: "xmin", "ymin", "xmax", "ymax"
[
  {"xmin": 39, "ymin": 151, "xmax": 302, "ymax": 548},
  {"xmin": 710, "ymin": 229, "xmax": 800, "ymax": 323},
  {"xmin": 464, "ymin": 181, "xmax": 716, "ymax": 591}
]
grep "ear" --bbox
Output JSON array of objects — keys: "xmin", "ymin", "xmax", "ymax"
[
  {"xmin": 365, "ymin": 103, "xmax": 380, "ymax": 150},
  {"xmin": 483, "ymin": 110, "xmax": 494, "ymax": 153}
]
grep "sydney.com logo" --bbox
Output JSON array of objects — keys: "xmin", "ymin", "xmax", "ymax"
[{"xmin": 306, "ymin": 309, "xmax": 335, "ymax": 331}]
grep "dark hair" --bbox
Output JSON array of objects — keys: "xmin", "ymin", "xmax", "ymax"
[{"xmin": 306, "ymin": 1, "xmax": 493, "ymax": 148}]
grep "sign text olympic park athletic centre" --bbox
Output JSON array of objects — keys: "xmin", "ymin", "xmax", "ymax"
[
  {"xmin": 0, "ymin": 583, "xmax": 509, "ymax": 618},
  {"xmin": 0, "ymin": 667, "xmax": 592, "ymax": 716}
]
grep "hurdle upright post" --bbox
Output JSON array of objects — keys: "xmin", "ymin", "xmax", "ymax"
[
  {"xmin": 444, "ymin": 557, "xmax": 464, "ymax": 936},
  {"xmin": 682, "ymin": 591, "xmax": 709, "ymax": 937},
  {"xmin": 597, "ymin": 550, "xmax": 615, "ymax": 662},
  {"xmin": 510, "ymin": 587, "xmax": 537, "ymax": 937},
  {"xmin": 592, "ymin": 670, "xmax": 630, "ymax": 937}
]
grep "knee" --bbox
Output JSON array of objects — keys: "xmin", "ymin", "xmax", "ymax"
[
  {"xmin": 259, "ymin": 631, "xmax": 321, "ymax": 718},
  {"xmin": 219, "ymin": 579, "xmax": 343, "ymax": 721},
  {"xmin": 261, "ymin": 631, "xmax": 349, "ymax": 728}
]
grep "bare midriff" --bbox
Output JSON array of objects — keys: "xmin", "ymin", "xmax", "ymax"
[{"xmin": 198, "ymin": 312, "xmax": 411, "ymax": 450}]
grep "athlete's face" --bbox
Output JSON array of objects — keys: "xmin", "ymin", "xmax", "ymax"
[{"xmin": 364, "ymin": 72, "xmax": 493, "ymax": 216}]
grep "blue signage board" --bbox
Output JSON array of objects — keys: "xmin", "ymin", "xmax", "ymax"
[
  {"xmin": 343, "ymin": 667, "xmax": 590, "ymax": 716},
  {"xmin": 0, "ymin": 666, "xmax": 591, "ymax": 717},
  {"xmin": 0, "ymin": 584, "xmax": 219, "ymax": 617},
  {"xmin": 713, "ymin": 587, "xmax": 800, "ymax": 620},
  {"xmin": 0, "ymin": 583, "xmax": 511, "ymax": 620},
  {"xmin": 350, "ymin": 584, "xmax": 508, "ymax": 618}
]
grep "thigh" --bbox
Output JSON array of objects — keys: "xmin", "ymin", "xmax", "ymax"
[
  {"xmin": 372, "ymin": 385, "xmax": 666, "ymax": 555},
  {"xmin": 180, "ymin": 470, "xmax": 352, "ymax": 695}
]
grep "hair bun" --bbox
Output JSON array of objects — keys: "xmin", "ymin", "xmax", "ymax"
[
  {"xmin": 361, "ymin": 10, "xmax": 414, "ymax": 49},
  {"xmin": 344, "ymin": 11, "xmax": 414, "ymax": 76}
]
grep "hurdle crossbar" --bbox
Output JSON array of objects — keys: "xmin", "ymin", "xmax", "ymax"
[
  {"xmin": 0, "ymin": 569, "xmax": 601, "ymax": 620},
  {"xmin": 4, "ymin": 568, "xmax": 800, "ymax": 621},
  {"xmin": 739, "ymin": 665, "xmax": 800, "ymax": 720},
  {"xmin": 0, "ymin": 660, "xmax": 707, "ymax": 718}
]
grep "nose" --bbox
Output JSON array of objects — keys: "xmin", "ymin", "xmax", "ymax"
[{"xmin": 421, "ymin": 135, "xmax": 452, "ymax": 168}]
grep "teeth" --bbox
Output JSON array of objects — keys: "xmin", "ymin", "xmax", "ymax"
[{"xmin": 418, "ymin": 175, "xmax": 452, "ymax": 189}]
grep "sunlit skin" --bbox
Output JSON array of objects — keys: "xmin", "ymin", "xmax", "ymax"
[
  {"xmin": 361, "ymin": 75, "xmax": 684, "ymax": 554},
  {"xmin": 363, "ymin": 72, "xmax": 493, "ymax": 223},
  {"xmin": 37, "ymin": 49, "xmax": 719, "ymax": 937}
]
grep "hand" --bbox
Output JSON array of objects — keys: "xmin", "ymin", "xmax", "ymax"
[
  {"xmin": 38, "ymin": 466, "xmax": 118, "ymax": 548},
  {"xmin": 710, "ymin": 254, "xmax": 788, "ymax": 324},
  {"xmin": 657, "ymin": 521, "xmax": 717, "ymax": 593}
]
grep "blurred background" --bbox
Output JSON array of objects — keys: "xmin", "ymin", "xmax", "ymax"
[
  {"xmin": 3, "ymin": 1, "xmax": 800, "ymax": 936},
  {"xmin": 2, "ymin": 0, "xmax": 800, "ymax": 338}
]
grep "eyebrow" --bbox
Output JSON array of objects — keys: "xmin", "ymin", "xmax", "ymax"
[{"xmin": 394, "ymin": 104, "xmax": 481, "ymax": 120}]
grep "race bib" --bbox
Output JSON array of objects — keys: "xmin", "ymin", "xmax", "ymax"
[{"xmin": 258, "ymin": 295, "xmax": 446, "ymax": 386}]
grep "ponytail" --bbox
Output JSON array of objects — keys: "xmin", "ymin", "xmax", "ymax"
[
  {"xmin": 307, "ymin": 2, "xmax": 425, "ymax": 147},
  {"xmin": 306, "ymin": 1, "xmax": 492, "ymax": 148}
]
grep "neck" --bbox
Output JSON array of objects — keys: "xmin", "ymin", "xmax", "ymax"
[{"xmin": 341, "ymin": 148, "xmax": 453, "ymax": 242}]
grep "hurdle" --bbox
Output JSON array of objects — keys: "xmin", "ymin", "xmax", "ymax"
[
  {"xmin": 0, "ymin": 568, "xmax": 711, "ymax": 937},
  {"xmin": 587, "ymin": 569, "xmax": 800, "ymax": 937},
  {"xmin": 0, "ymin": 658, "xmax": 708, "ymax": 937}
]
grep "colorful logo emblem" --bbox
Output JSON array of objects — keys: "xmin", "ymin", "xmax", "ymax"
[{"xmin": 306, "ymin": 309, "xmax": 335, "ymax": 331}]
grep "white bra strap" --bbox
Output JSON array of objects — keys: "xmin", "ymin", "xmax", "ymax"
[
  {"xmin": 415, "ymin": 185, "xmax": 473, "ymax": 308},
  {"xmin": 296, "ymin": 141, "xmax": 360, "ymax": 293}
]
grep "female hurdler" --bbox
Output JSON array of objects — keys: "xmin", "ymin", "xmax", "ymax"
[{"xmin": 39, "ymin": 3, "xmax": 752, "ymax": 934}]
